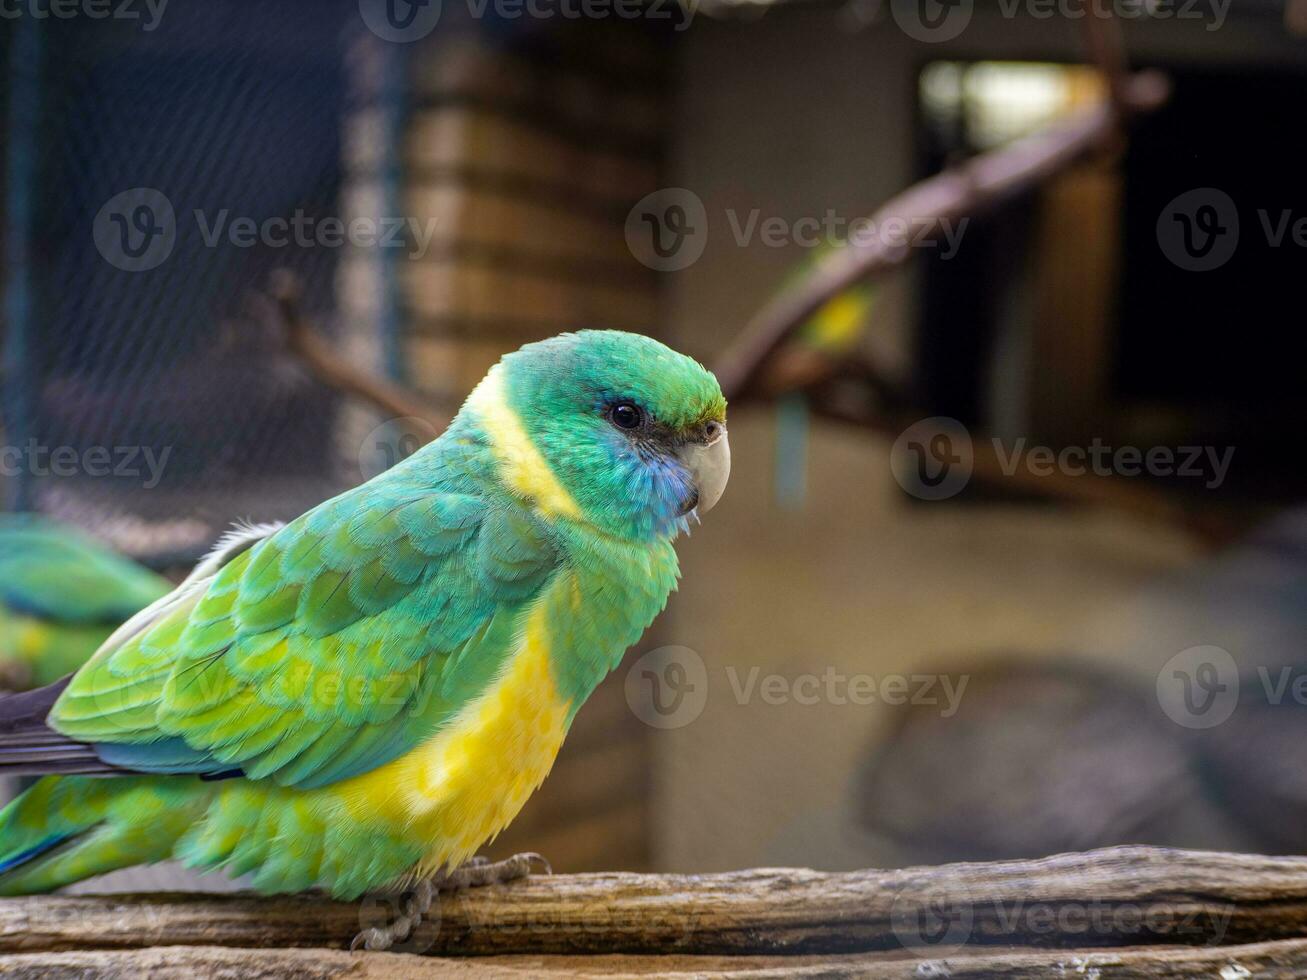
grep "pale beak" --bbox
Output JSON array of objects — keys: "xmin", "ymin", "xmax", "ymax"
[{"xmin": 678, "ymin": 425, "xmax": 730, "ymax": 514}]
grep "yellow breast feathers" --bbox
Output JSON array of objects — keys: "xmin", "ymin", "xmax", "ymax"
[{"xmin": 334, "ymin": 590, "xmax": 572, "ymax": 873}]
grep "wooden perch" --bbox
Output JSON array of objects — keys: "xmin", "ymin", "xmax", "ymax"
[{"xmin": 6, "ymin": 847, "xmax": 1307, "ymax": 976}]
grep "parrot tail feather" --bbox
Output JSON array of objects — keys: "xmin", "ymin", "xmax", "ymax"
[
  {"xmin": 0, "ymin": 833, "xmax": 72, "ymax": 875},
  {"xmin": 0, "ymin": 678, "xmax": 129, "ymax": 776},
  {"xmin": 0, "ymin": 775, "xmax": 211, "ymax": 894}
]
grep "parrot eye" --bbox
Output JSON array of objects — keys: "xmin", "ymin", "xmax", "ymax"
[{"xmin": 609, "ymin": 402, "xmax": 644, "ymax": 431}]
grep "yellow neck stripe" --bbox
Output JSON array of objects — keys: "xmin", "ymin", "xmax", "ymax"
[{"xmin": 465, "ymin": 367, "xmax": 583, "ymax": 520}]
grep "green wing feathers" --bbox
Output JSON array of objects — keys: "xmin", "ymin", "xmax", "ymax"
[{"xmin": 51, "ymin": 479, "xmax": 560, "ymax": 791}]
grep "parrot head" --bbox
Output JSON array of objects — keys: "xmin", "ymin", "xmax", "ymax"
[{"xmin": 470, "ymin": 330, "xmax": 729, "ymax": 541}]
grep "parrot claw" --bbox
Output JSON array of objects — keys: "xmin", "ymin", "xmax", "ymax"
[
  {"xmin": 437, "ymin": 851, "xmax": 551, "ymax": 889},
  {"xmin": 350, "ymin": 852, "xmax": 551, "ymax": 953}
]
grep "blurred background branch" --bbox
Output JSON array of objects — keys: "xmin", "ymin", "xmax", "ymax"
[{"xmin": 259, "ymin": 270, "xmax": 448, "ymax": 433}]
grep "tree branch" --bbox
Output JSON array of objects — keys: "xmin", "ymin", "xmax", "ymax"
[
  {"xmin": 5, "ymin": 847, "xmax": 1307, "ymax": 963},
  {"xmin": 261, "ymin": 270, "xmax": 448, "ymax": 432},
  {"xmin": 710, "ymin": 71, "xmax": 1171, "ymax": 402},
  {"xmin": 6, "ymin": 941, "xmax": 1307, "ymax": 978}
]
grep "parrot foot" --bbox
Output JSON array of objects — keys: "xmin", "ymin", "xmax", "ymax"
[
  {"xmin": 437, "ymin": 851, "xmax": 551, "ymax": 890},
  {"xmin": 350, "ymin": 852, "xmax": 552, "ymax": 952}
]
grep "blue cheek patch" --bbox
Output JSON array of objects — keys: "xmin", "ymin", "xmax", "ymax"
[
  {"xmin": 637, "ymin": 450, "xmax": 695, "ymax": 536},
  {"xmin": 602, "ymin": 430, "xmax": 694, "ymax": 539}
]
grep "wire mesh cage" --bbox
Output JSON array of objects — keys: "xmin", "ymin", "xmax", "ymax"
[{"xmin": 0, "ymin": 0, "xmax": 386, "ymax": 564}]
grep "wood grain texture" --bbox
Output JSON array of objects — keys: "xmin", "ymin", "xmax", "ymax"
[
  {"xmin": 5, "ymin": 847, "xmax": 1307, "ymax": 959},
  {"xmin": 4, "ymin": 942, "xmax": 1307, "ymax": 978}
]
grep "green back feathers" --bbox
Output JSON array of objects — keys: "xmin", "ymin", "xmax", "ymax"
[{"xmin": 52, "ymin": 470, "xmax": 557, "ymax": 790}]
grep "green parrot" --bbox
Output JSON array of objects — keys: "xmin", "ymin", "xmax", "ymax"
[
  {"xmin": 788, "ymin": 242, "xmax": 877, "ymax": 359},
  {"xmin": 0, "ymin": 331, "xmax": 729, "ymax": 949},
  {"xmin": 0, "ymin": 517, "xmax": 170, "ymax": 690}
]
